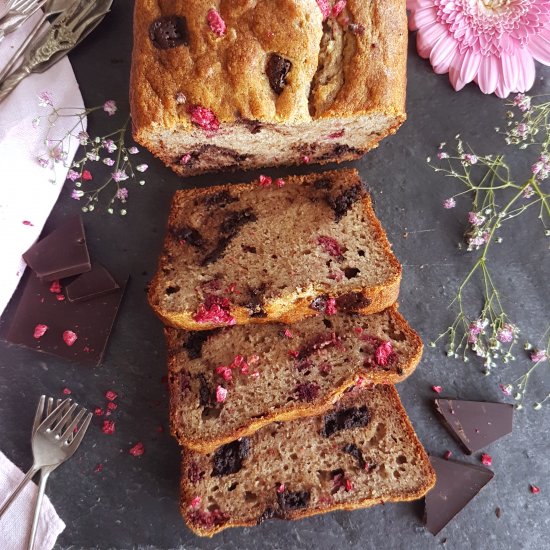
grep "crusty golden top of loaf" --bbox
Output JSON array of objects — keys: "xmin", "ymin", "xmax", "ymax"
[{"xmin": 130, "ymin": 0, "xmax": 407, "ymax": 134}]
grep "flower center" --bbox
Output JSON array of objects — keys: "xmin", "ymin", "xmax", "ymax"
[{"xmin": 480, "ymin": 0, "xmax": 510, "ymax": 11}]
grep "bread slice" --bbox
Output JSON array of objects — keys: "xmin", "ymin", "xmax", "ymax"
[
  {"xmin": 149, "ymin": 169, "xmax": 401, "ymax": 330},
  {"xmin": 130, "ymin": 0, "xmax": 407, "ymax": 176},
  {"xmin": 180, "ymin": 385, "xmax": 435, "ymax": 537},
  {"xmin": 167, "ymin": 305, "xmax": 422, "ymax": 453}
]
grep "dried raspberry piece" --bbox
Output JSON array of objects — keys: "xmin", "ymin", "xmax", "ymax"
[
  {"xmin": 318, "ymin": 361, "xmax": 332, "ymax": 374},
  {"xmin": 316, "ymin": 0, "xmax": 331, "ymax": 20},
  {"xmin": 188, "ymin": 462, "xmax": 205, "ymax": 484},
  {"xmin": 317, "ymin": 236, "xmax": 346, "ymax": 259},
  {"xmin": 327, "ymin": 129, "xmax": 345, "ymax": 139},
  {"xmin": 62, "ymin": 388, "xmax": 71, "ymax": 395},
  {"xmin": 216, "ymin": 366, "xmax": 233, "ymax": 381},
  {"xmin": 328, "ymin": 269, "xmax": 344, "ymax": 282},
  {"xmin": 344, "ymin": 478, "xmax": 353, "ymax": 492},
  {"xmin": 332, "ymin": 1, "xmax": 346, "ymax": 17},
  {"xmin": 443, "ymin": 450, "xmax": 452, "ymax": 460},
  {"xmin": 49, "ymin": 280, "xmax": 61, "ymax": 293},
  {"xmin": 105, "ymin": 390, "xmax": 118, "ymax": 401},
  {"xmin": 432, "ymin": 385, "xmax": 443, "ymax": 394},
  {"xmin": 481, "ymin": 453, "xmax": 492, "ymax": 466},
  {"xmin": 129, "ymin": 442, "xmax": 145, "ymax": 456},
  {"xmin": 188, "ymin": 105, "xmax": 220, "ymax": 133},
  {"xmin": 33, "ymin": 324, "xmax": 48, "ymax": 339},
  {"xmin": 82, "ymin": 170, "xmax": 92, "ymax": 181},
  {"xmin": 294, "ymin": 382, "xmax": 320, "ymax": 402},
  {"xmin": 288, "ymin": 350, "xmax": 299, "ymax": 358},
  {"xmin": 353, "ymin": 327, "xmax": 363, "ymax": 335},
  {"xmin": 193, "ymin": 295, "xmax": 235, "ymax": 325},
  {"xmin": 332, "ymin": 470, "xmax": 353, "ymax": 492},
  {"xmin": 207, "ymin": 9, "xmax": 226, "ymax": 37},
  {"xmin": 107, "ymin": 402, "xmax": 117, "ymax": 411},
  {"xmin": 277, "ymin": 484, "xmax": 285, "ymax": 493},
  {"xmin": 94, "ymin": 463, "xmax": 103, "ymax": 473},
  {"xmin": 102, "ymin": 420, "xmax": 115, "ymax": 435},
  {"xmin": 275, "ymin": 178, "xmax": 285, "ymax": 188},
  {"xmin": 94, "ymin": 407, "xmax": 104, "ymax": 416},
  {"xmin": 258, "ymin": 175, "xmax": 272, "ymax": 187},
  {"xmin": 56, "ymin": 294, "xmax": 65, "ymax": 301},
  {"xmin": 283, "ymin": 328, "xmax": 293, "ymax": 339},
  {"xmin": 374, "ymin": 341, "xmax": 393, "ymax": 366},
  {"xmin": 190, "ymin": 495, "xmax": 202, "ymax": 509},
  {"xmin": 188, "ymin": 508, "xmax": 229, "ymax": 529},
  {"xmin": 301, "ymin": 154, "xmax": 311, "ymax": 164},
  {"xmin": 216, "ymin": 385, "xmax": 228, "ymax": 403},
  {"xmin": 180, "ymin": 153, "xmax": 191, "ymax": 165},
  {"xmin": 325, "ymin": 298, "xmax": 337, "ymax": 315},
  {"xmin": 530, "ymin": 484, "xmax": 540, "ymax": 494},
  {"xmin": 63, "ymin": 330, "xmax": 77, "ymax": 347},
  {"xmin": 22, "ymin": 220, "xmax": 34, "ymax": 226}
]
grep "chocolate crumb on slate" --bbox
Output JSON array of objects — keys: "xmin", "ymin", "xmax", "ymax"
[
  {"xmin": 266, "ymin": 54, "xmax": 292, "ymax": 94},
  {"xmin": 322, "ymin": 406, "xmax": 370, "ymax": 437},
  {"xmin": 211, "ymin": 438, "xmax": 251, "ymax": 477},
  {"xmin": 149, "ymin": 16, "xmax": 189, "ymax": 49}
]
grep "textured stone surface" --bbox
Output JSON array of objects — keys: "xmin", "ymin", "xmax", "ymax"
[{"xmin": 0, "ymin": 2, "xmax": 548, "ymax": 548}]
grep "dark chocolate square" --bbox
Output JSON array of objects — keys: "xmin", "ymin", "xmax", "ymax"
[{"xmin": 66, "ymin": 263, "xmax": 120, "ymax": 303}]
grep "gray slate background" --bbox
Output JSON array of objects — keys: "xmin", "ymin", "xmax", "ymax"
[{"xmin": 0, "ymin": 2, "xmax": 549, "ymax": 548}]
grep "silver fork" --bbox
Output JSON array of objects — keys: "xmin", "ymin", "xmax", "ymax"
[{"xmin": 0, "ymin": 0, "xmax": 47, "ymax": 42}]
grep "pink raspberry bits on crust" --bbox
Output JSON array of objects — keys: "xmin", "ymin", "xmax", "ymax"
[
  {"xmin": 294, "ymin": 382, "xmax": 320, "ymax": 402},
  {"xmin": 481, "ymin": 453, "xmax": 492, "ymax": 466},
  {"xmin": 216, "ymin": 385, "xmax": 228, "ymax": 403},
  {"xmin": 193, "ymin": 295, "xmax": 235, "ymax": 325},
  {"xmin": 180, "ymin": 153, "xmax": 191, "ymax": 165},
  {"xmin": 105, "ymin": 390, "xmax": 118, "ymax": 401},
  {"xmin": 283, "ymin": 328, "xmax": 293, "ymax": 338},
  {"xmin": 374, "ymin": 341, "xmax": 393, "ymax": 366},
  {"xmin": 190, "ymin": 496, "xmax": 202, "ymax": 509},
  {"xmin": 317, "ymin": 236, "xmax": 346, "ymax": 259},
  {"xmin": 49, "ymin": 280, "xmax": 61, "ymax": 293},
  {"xmin": 325, "ymin": 298, "xmax": 337, "ymax": 315},
  {"xmin": 33, "ymin": 324, "xmax": 48, "ymax": 339},
  {"xmin": 327, "ymin": 129, "xmax": 345, "ymax": 139},
  {"xmin": 258, "ymin": 175, "xmax": 272, "ymax": 187},
  {"xmin": 102, "ymin": 420, "xmax": 115, "ymax": 434},
  {"xmin": 277, "ymin": 483, "xmax": 285, "ymax": 493},
  {"xmin": 216, "ymin": 366, "xmax": 233, "ymax": 381},
  {"xmin": 129, "ymin": 442, "xmax": 145, "ymax": 456},
  {"xmin": 316, "ymin": 0, "xmax": 331, "ymax": 20},
  {"xmin": 63, "ymin": 330, "xmax": 77, "ymax": 347},
  {"xmin": 207, "ymin": 9, "xmax": 226, "ymax": 37},
  {"xmin": 275, "ymin": 178, "xmax": 285, "ymax": 188},
  {"xmin": 332, "ymin": 1, "xmax": 346, "ymax": 17},
  {"xmin": 188, "ymin": 105, "xmax": 220, "ymax": 133}
]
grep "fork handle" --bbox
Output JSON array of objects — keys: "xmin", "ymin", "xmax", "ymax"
[
  {"xmin": 0, "ymin": 63, "xmax": 30, "ymax": 103},
  {"xmin": 0, "ymin": 464, "xmax": 39, "ymax": 519},
  {"xmin": 26, "ymin": 467, "xmax": 52, "ymax": 550}
]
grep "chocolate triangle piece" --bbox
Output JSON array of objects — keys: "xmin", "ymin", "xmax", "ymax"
[
  {"xmin": 425, "ymin": 456, "xmax": 494, "ymax": 535},
  {"xmin": 66, "ymin": 263, "xmax": 120, "ymax": 303},
  {"xmin": 435, "ymin": 398, "xmax": 514, "ymax": 454},
  {"xmin": 23, "ymin": 216, "xmax": 91, "ymax": 281}
]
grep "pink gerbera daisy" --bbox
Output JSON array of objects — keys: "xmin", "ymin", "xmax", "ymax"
[{"xmin": 407, "ymin": 0, "xmax": 550, "ymax": 98}]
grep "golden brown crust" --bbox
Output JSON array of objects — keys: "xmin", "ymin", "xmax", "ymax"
[
  {"xmin": 168, "ymin": 305, "xmax": 423, "ymax": 454},
  {"xmin": 130, "ymin": 0, "xmax": 407, "ymax": 135},
  {"xmin": 148, "ymin": 168, "xmax": 402, "ymax": 331},
  {"xmin": 179, "ymin": 385, "xmax": 436, "ymax": 537}
]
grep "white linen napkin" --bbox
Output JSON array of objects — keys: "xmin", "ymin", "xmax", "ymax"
[
  {"xmin": 0, "ymin": 451, "xmax": 65, "ymax": 550},
  {"xmin": 0, "ymin": 3, "xmax": 86, "ymax": 317}
]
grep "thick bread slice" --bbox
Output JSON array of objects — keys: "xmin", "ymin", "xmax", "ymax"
[
  {"xmin": 180, "ymin": 385, "xmax": 436, "ymax": 537},
  {"xmin": 149, "ymin": 169, "xmax": 401, "ymax": 330},
  {"xmin": 167, "ymin": 305, "xmax": 422, "ymax": 453}
]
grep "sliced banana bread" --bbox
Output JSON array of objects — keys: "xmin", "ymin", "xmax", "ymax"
[
  {"xmin": 180, "ymin": 385, "xmax": 435, "ymax": 537},
  {"xmin": 167, "ymin": 305, "xmax": 422, "ymax": 453},
  {"xmin": 149, "ymin": 169, "xmax": 402, "ymax": 330}
]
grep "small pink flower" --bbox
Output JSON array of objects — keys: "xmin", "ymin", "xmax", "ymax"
[
  {"xmin": 180, "ymin": 153, "xmax": 191, "ymax": 165},
  {"xmin": 63, "ymin": 330, "xmax": 78, "ymax": 347},
  {"xmin": 136, "ymin": 164, "xmax": 148, "ymax": 172},
  {"xmin": 102, "ymin": 139, "xmax": 117, "ymax": 153},
  {"xmin": 112, "ymin": 170, "xmax": 129, "ymax": 182},
  {"xmin": 468, "ymin": 232, "xmax": 489, "ymax": 249},
  {"xmin": 432, "ymin": 385, "xmax": 443, "ymax": 394},
  {"xmin": 468, "ymin": 212, "xmax": 486, "ymax": 226},
  {"xmin": 103, "ymin": 100, "xmax": 117, "ymax": 116},
  {"xmin": 37, "ymin": 91, "xmax": 53, "ymax": 107},
  {"xmin": 530, "ymin": 349, "xmax": 547, "ymax": 362},
  {"xmin": 66, "ymin": 169, "xmax": 80, "ymax": 182},
  {"xmin": 216, "ymin": 385, "xmax": 228, "ymax": 403},
  {"xmin": 316, "ymin": 0, "xmax": 331, "ymax": 20},
  {"xmin": 71, "ymin": 189, "xmax": 82, "ymax": 200},
  {"xmin": 531, "ymin": 154, "xmax": 550, "ymax": 181},
  {"xmin": 128, "ymin": 146, "xmax": 139, "ymax": 154},
  {"xmin": 499, "ymin": 384, "xmax": 513, "ymax": 396},
  {"xmin": 463, "ymin": 154, "xmax": 478, "ymax": 164},
  {"xmin": 207, "ymin": 8, "xmax": 226, "ymax": 36},
  {"xmin": 259, "ymin": 175, "xmax": 272, "ymax": 187},
  {"xmin": 49, "ymin": 145, "xmax": 66, "ymax": 163},
  {"xmin": 33, "ymin": 324, "xmax": 48, "ymax": 339},
  {"xmin": 37, "ymin": 157, "xmax": 49, "ymax": 168},
  {"xmin": 443, "ymin": 197, "xmax": 456, "ymax": 209},
  {"xmin": 437, "ymin": 152, "xmax": 449, "ymax": 159},
  {"xmin": 77, "ymin": 131, "xmax": 89, "ymax": 145},
  {"xmin": 116, "ymin": 187, "xmax": 128, "ymax": 202},
  {"xmin": 513, "ymin": 93, "xmax": 532, "ymax": 112},
  {"xmin": 497, "ymin": 324, "xmax": 515, "ymax": 343},
  {"xmin": 523, "ymin": 185, "xmax": 535, "ymax": 199},
  {"xmin": 481, "ymin": 453, "xmax": 492, "ymax": 466},
  {"xmin": 103, "ymin": 158, "xmax": 115, "ymax": 166},
  {"xmin": 407, "ymin": 0, "xmax": 550, "ymax": 98}
]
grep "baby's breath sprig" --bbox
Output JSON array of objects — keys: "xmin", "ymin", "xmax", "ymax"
[
  {"xmin": 429, "ymin": 93, "xmax": 550, "ymax": 407},
  {"xmin": 34, "ymin": 92, "xmax": 148, "ymax": 214}
]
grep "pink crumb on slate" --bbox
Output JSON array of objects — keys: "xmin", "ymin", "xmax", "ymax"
[
  {"xmin": 63, "ymin": 330, "xmax": 78, "ymax": 346},
  {"xmin": 33, "ymin": 324, "xmax": 48, "ymax": 339},
  {"xmin": 129, "ymin": 442, "xmax": 145, "ymax": 456}
]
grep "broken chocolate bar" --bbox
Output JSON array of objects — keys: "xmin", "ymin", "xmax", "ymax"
[
  {"xmin": 435, "ymin": 398, "xmax": 514, "ymax": 454},
  {"xmin": 66, "ymin": 263, "xmax": 119, "ymax": 303},
  {"xmin": 22, "ymin": 216, "xmax": 91, "ymax": 281},
  {"xmin": 6, "ymin": 271, "xmax": 127, "ymax": 366},
  {"xmin": 425, "ymin": 456, "xmax": 494, "ymax": 535}
]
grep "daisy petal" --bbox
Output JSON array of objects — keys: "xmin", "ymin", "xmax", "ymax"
[
  {"xmin": 458, "ymin": 48, "xmax": 482, "ymax": 85},
  {"xmin": 430, "ymin": 33, "xmax": 458, "ymax": 74},
  {"xmin": 501, "ymin": 53, "xmax": 519, "ymax": 91},
  {"xmin": 417, "ymin": 20, "xmax": 448, "ymax": 59},
  {"xmin": 410, "ymin": 6, "xmax": 438, "ymax": 31},
  {"xmin": 477, "ymin": 56, "xmax": 499, "ymax": 94},
  {"xmin": 515, "ymin": 48, "xmax": 536, "ymax": 92},
  {"xmin": 527, "ymin": 33, "xmax": 550, "ymax": 65},
  {"xmin": 494, "ymin": 79, "xmax": 511, "ymax": 99}
]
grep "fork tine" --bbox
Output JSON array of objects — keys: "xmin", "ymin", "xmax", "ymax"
[
  {"xmin": 60, "ymin": 408, "xmax": 86, "ymax": 442},
  {"xmin": 51, "ymin": 403, "xmax": 78, "ymax": 435},
  {"xmin": 37, "ymin": 398, "xmax": 72, "ymax": 431},
  {"xmin": 67, "ymin": 412, "xmax": 92, "ymax": 450},
  {"xmin": 32, "ymin": 395, "xmax": 46, "ymax": 435}
]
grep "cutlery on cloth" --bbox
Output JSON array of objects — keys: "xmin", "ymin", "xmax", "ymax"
[
  {"xmin": 0, "ymin": 396, "xmax": 91, "ymax": 525},
  {"xmin": 0, "ymin": 0, "xmax": 113, "ymax": 102},
  {"xmin": 0, "ymin": 0, "xmax": 47, "ymax": 42}
]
